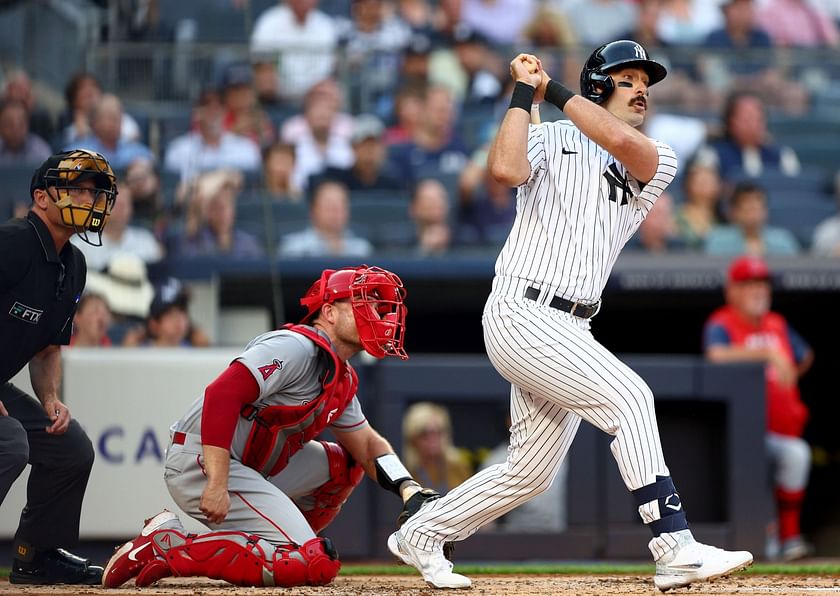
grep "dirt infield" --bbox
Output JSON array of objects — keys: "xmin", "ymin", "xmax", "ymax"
[{"xmin": 2, "ymin": 574, "xmax": 840, "ymax": 595}]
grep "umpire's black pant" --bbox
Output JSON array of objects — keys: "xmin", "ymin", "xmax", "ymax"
[{"xmin": 0, "ymin": 382, "xmax": 94, "ymax": 551}]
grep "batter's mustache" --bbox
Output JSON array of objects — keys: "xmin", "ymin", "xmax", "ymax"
[{"xmin": 630, "ymin": 95, "xmax": 648, "ymax": 108}]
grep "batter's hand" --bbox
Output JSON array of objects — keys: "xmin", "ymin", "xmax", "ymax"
[
  {"xmin": 200, "ymin": 484, "xmax": 231, "ymax": 524},
  {"xmin": 533, "ymin": 68, "xmax": 552, "ymax": 104},
  {"xmin": 43, "ymin": 398, "xmax": 70, "ymax": 434},
  {"xmin": 0, "ymin": 400, "xmax": 7, "ymax": 416},
  {"xmin": 510, "ymin": 54, "xmax": 542, "ymax": 88}
]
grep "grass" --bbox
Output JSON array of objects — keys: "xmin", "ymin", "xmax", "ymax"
[{"xmin": 3, "ymin": 562, "xmax": 838, "ymax": 581}]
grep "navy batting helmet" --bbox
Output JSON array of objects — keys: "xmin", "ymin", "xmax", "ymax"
[{"xmin": 580, "ymin": 40, "xmax": 667, "ymax": 105}]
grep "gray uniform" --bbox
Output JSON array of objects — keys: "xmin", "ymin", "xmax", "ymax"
[{"xmin": 164, "ymin": 327, "xmax": 367, "ymax": 546}]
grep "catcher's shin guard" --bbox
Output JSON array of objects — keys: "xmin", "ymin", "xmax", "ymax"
[
  {"xmin": 156, "ymin": 532, "xmax": 340, "ymax": 587},
  {"xmin": 302, "ymin": 441, "xmax": 365, "ymax": 533}
]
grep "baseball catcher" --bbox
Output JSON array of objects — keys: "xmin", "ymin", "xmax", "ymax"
[{"xmin": 102, "ymin": 265, "xmax": 443, "ymax": 588}]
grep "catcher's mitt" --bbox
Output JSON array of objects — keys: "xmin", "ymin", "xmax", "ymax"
[{"xmin": 396, "ymin": 488, "xmax": 455, "ymax": 561}]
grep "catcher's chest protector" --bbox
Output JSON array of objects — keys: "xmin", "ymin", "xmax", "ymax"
[{"xmin": 240, "ymin": 325, "xmax": 358, "ymax": 477}]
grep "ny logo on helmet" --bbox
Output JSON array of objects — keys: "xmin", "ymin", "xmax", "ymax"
[{"xmin": 633, "ymin": 43, "xmax": 646, "ymax": 59}]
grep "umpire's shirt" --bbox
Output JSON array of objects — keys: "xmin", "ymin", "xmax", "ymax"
[{"xmin": 0, "ymin": 211, "xmax": 86, "ymax": 384}]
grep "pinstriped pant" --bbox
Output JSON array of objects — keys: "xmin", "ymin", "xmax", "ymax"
[{"xmin": 401, "ymin": 277, "xmax": 670, "ymax": 550}]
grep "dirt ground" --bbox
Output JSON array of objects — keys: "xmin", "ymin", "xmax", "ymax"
[{"xmin": 2, "ymin": 574, "xmax": 840, "ymax": 595}]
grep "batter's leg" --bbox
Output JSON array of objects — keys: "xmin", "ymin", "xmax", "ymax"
[{"xmin": 400, "ymin": 385, "xmax": 581, "ymax": 550}]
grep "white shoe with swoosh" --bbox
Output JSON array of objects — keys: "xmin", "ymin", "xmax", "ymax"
[
  {"xmin": 387, "ymin": 530, "xmax": 471, "ymax": 589},
  {"xmin": 654, "ymin": 540, "xmax": 753, "ymax": 592}
]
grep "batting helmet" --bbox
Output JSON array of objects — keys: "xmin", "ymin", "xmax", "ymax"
[
  {"xmin": 300, "ymin": 265, "xmax": 408, "ymax": 360},
  {"xmin": 30, "ymin": 149, "xmax": 117, "ymax": 246},
  {"xmin": 580, "ymin": 40, "xmax": 667, "ymax": 105}
]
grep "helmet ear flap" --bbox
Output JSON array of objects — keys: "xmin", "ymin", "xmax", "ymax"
[{"xmin": 585, "ymin": 72, "xmax": 614, "ymax": 104}]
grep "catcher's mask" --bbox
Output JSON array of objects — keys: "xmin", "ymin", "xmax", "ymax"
[
  {"xmin": 300, "ymin": 265, "xmax": 408, "ymax": 360},
  {"xmin": 30, "ymin": 149, "xmax": 117, "ymax": 246},
  {"xmin": 580, "ymin": 39, "xmax": 667, "ymax": 105}
]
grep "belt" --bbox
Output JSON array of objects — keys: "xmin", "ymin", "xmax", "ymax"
[{"xmin": 524, "ymin": 286, "xmax": 599, "ymax": 319}]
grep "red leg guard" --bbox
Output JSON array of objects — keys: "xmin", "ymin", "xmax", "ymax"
[
  {"xmin": 302, "ymin": 441, "xmax": 365, "ymax": 533},
  {"xmin": 776, "ymin": 488, "xmax": 806, "ymax": 541},
  {"xmin": 157, "ymin": 531, "xmax": 340, "ymax": 587}
]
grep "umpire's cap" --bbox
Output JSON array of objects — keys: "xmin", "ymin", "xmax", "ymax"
[{"xmin": 580, "ymin": 40, "xmax": 667, "ymax": 105}]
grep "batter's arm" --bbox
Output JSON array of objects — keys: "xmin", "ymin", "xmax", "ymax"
[
  {"xmin": 563, "ymin": 95, "xmax": 659, "ymax": 183},
  {"xmin": 487, "ymin": 54, "xmax": 543, "ymax": 187}
]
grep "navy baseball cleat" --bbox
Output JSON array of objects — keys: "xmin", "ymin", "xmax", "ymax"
[{"xmin": 10, "ymin": 548, "xmax": 104, "ymax": 585}]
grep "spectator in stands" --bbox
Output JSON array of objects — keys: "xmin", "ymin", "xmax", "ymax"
[
  {"xmin": 1, "ymin": 69, "xmax": 55, "ymax": 143},
  {"xmin": 124, "ymin": 157, "xmax": 166, "ymax": 227},
  {"xmin": 85, "ymin": 253, "xmax": 155, "ymax": 327},
  {"xmin": 705, "ymin": 181, "xmax": 800, "ymax": 256},
  {"xmin": 564, "ymin": 0, "xmax": 640, "ymax": 47},
  {"xmin": 457, "ymin": 144, "xmax": 516, "ymax": 246},
  {"xmin": 69, "ymin": 293, "xmax": 112, "ymax": 347},
  {"xmin": 384, "ymin": 83, "xmax": 425, "ymax": 145},
  {"xmin": 312, "ymin": 114, "xmax": 402, "ymax": 191},
  {"xmin": 60, "ymin": 73, "xmax": 142, "ymax": 146},
  {"xmin": 71, "ymin": 179, "xmax": 164, "ymax": 272},
  {"xmin": 675, "ymin": 159, "xmax": 725, "ymax": 251},
  {"xmin": 704, "ymin": 255, "xmax": 815, "ymax": 561},
  {"xmin": 429, "ymin": 25, "xmax": 503, "ymax": 106},
  {"xmin": 163, "ymin": 89, "xmax": 261, "ymax": 182},
  {"xmin": 277, "ymin": 178, "xmax": 373, "ymax": 257},
  {"xmin": 252, "ymin": 58, "xmax": 285, "ymax": 108},
  {"xmin": 0, "ymin": 99, "xmax": 51, "ymax": 164},
  {"xmin": 479, "ymin": 413, "xmax": 568, "ymax": 532},
  {"xmin": 703, "ymin": 0, "xmax": 809, "ymax": 113},
  {"xmin": 261, "ymin": 142, "xmax": 303, "ymax": 201},
  {"xmin": 695, "ymin": 91, "xmax": 800, "ymax": 182},
  {"xmin": 219, "ymin": 62, "xmax": 276, "ymax": 149},
  {"xmin": 656, "ymin": 0, "xmax": 723, "ymax": 46},
  {"xmin": 811, "ymin": 171, "xmax": 840, "ymax": 257},
  {"xmin": 521, "ymin": 4, "xmax": 577, "ymax": 49},
  {"xmin": 123, "ymin": 278, "xmax": 210, "ymax": 348},
  {"xmin": 401, "ymin": 402, "xmax": 473, "ymax": 495},
  {"xmin": 172, "ymin": 169, "xmax": 264, "ymax": 259},
  {"xmin": 337, "ymin": 0, "xmax": 412, "ymax": 64},
  {"xmin": 459, "ymin": 0, "xmax": 535, "ymax": 46},
  {"xmin": 389, "ymin": 85, "xmax": 469, "ymax": 182},
  {"xmin": 757, "ymin": 0, "xmax": 839, "ymax": 47},
  {"xmin": 630, "ymin": 192, "xmax": 686, "ymax": 254},
  {"xmin": 397, "ymin": 0, "xmax": 436, "ymax": 34},
  {"xmin": 409, "ymin": 178, "xmax": 452, "ymax": 256},
  {"xmin": 280, "ymin": 78, "xmax": 355, "ymax": 190},
  {"xmin": 250, "ymin": 0, "xmax": 339, "ymax": 101},
  {"xmin": 68, "ymin": 94, "xmax": 154, "ymax": 171}
]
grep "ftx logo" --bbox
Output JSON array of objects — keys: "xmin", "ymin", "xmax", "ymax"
[{"xmin": 9, "ymin": 302, "xmax": 43, "ymax": 324}]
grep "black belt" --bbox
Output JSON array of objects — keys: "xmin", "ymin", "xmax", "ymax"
[{"xmin": 524, "ymin": 286, "xmax": 599, "ymax": 319}]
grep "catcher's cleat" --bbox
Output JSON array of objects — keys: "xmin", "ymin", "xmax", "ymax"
[
  {"xmin": 387, "ymin": 530, "xmax": 471, "ymax": 589},
  {"xmin": 102, "ymin": 510, "xmax": 185, "ymax": 588},
  {"xmin": 654, "ymin": 540, "xmax": 753, "ymax": 592}
]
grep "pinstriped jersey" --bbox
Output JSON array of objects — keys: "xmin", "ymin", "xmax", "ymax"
[{"xmin": 495, "ymin": 120, "xmax": 678, "ymax": 304}]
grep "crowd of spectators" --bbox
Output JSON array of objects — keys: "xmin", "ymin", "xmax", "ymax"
[{"xmin": 2, "ymin": 0, "xmax": 840, "ymax": 334}]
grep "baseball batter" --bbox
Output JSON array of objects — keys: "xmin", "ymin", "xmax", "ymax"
[
  {"xmin": 103, "ymin": 266, "xmax": 444, "ymax": 588},
  {"xmin": 390, "ymin": 41, "xmax": 753, "ymax": 592}
]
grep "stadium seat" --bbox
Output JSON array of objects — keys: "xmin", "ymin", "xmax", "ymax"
[{"xmin": 766, "ymin": 195, "xmax": 836, "ymax": 247}]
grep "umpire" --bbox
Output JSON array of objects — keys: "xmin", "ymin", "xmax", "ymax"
[{"xmin": 0, "ymin": 149, "xmax": 116, "ymax": 584}]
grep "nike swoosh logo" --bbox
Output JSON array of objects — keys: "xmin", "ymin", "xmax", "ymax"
[
  {"xmin": 562, "ymin": 148, "xmax": 577, "ymax": 154},
  {"xmin": 127, "ymin": 542, "xmax": 150, "ymax": 562}
]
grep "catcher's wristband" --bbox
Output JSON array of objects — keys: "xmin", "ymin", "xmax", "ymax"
[
  {"xmin": 509, "ymin": 81, "xmax": 535, "ymax": 113},
  {"xmin": 375, "ymin": 453, "xmax": 413, "ymax": 496},
  {"xmin": 545, "ymin": 80, "xmax": 575, "ymax": 111}
]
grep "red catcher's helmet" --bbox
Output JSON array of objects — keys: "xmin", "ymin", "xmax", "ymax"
[{"xmin": 299, "ymin": 265, "xmax": 408, "ymax": 360}]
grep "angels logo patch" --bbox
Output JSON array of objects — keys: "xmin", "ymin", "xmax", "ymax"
[{"xmin": 258, "ymin": 359, "xmax": 284, "ymax": 380}]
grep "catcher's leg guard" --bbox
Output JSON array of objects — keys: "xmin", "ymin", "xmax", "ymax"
[
  {"xmin": 301, "ymin": 441, "xmax": 365, "ymax": 533},
  {"xmin": 156, "ymin": 532, "xmax": 340, "ymax": 587}
]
